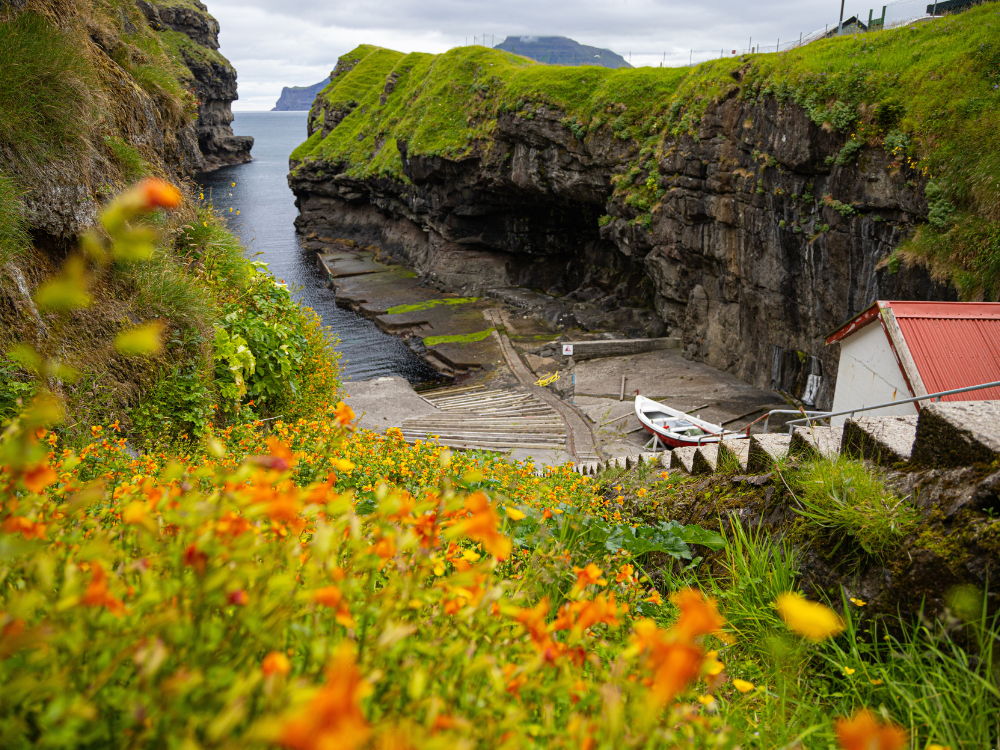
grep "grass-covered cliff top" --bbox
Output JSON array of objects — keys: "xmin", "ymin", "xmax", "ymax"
[{"xmin": 293, "ymin": 4, "xmax": 1000, "ymax": 298}]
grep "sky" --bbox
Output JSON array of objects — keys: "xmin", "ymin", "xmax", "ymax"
[{"xmin": 213, "ymin": 0, "xmax": 891, "ymax": 111}]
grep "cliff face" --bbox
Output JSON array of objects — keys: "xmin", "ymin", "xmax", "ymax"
[
  {"xmin": 292, "ymin": 92, "xmax": 953, "ymax": 409},
  {"xmin": 139, "ymin": 0, "xmax": 252, "ymax": 169}
]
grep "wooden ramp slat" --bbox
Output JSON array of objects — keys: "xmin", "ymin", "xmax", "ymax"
[{"xmin": 405, "ymin": 385, "xmax": 568, "ymax": 453}]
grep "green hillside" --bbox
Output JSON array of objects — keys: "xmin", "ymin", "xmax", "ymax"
[{"xmin": 293, "ymin": 6, "xmax": 1000, "ymax": 298}]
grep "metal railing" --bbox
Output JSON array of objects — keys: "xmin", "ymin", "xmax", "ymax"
[{"xmin": 765, "ymin": 380, "xmax": 1000, "ymax": 434}]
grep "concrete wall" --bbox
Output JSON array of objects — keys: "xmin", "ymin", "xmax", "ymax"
[{"xmin": 830, "ymin": 322, "xmax": 918, "ymax": 425}]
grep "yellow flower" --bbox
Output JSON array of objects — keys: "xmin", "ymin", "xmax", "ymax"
[
  {"xmin": 506, "ymin": 507, "xmax": 526, "ymax": 520},
  {"xmin": 732, "ymin": 678, "xmax": 754, "ymax": 693},
  {"xmin": 870, "ymin": 678, "xmax": 883, "ymax": 686},
  {"xmin": 637, "ymin": 487, "xmax": 647, "ymax": 497},
  {"xmin": 775, "ymin": 592, "xmax": 844, "ymax": 641},
  {"xmin": 842, "ymin": 666, "xmax": 856, "ymax": 676},
  {"xmin": 122, "ymin": 501, "xmax": 147, "ymax": 525},
  {"xmin": 927, "ymin": 745, "xmax": 952, "ymax": 750},
  {"xmin": 850, "ymin": 597, "xmax": 866, "ymax": 606},
  {"xmin": 696, "ymin": 694, "xmax": 716, "ymax": 706}
]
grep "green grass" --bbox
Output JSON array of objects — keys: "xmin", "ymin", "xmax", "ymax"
[
  {"xmin": 385, "ymin": 297, "xmax": 478, "ymax": 314},
  {"xmin": 295, "ymin": 5, "xmax": 1000, "ymax": 297},
  {"xmin": 0, "ymin": 171, "xmax": 29, "ymax": 264},
  {"xmin": 103, "ymin": 136, "xmax": 148, "ymax": 184},
  {"xmin": 704, "ymin": 520, "xmax": 1000, "ymax": 749},
  {"xmin": 788, "ymin": 456, "xmax": 919, "ymax": 559},
  {"xmin": 0, "ymin": 13, "xmax": 98, "ymax": 168},
  {"xmin": 423, "ymin": 329, "xmax": 493, "ymax": 346}
]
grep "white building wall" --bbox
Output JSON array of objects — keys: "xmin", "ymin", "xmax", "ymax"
[{"xmin": 830, "ymin": 323, "xmax": 919, "ymax": 426}]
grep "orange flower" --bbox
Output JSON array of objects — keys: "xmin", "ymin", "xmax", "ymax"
[
  {"xmin": 80, "ymin": 562, "xmax": 126, "ymax": 617},
  {"xmin": 21, "ymin": 461, "xmax": 57, "ymax": 494},
  {"xmin": 254, "ymin": 438, "xmax": 298, "ymax": 471},
  {"xmin": 228, "ymin": 589, "xmax": 248, "ymax": 606},
  {"xmin": 511, "ymin": 598, "xmax": 551, "ymax": 649},
  {"xmin": 312, "ymin": 586, "xmax": 355, "ymax": 627},
  {"xmin": 835, "ymin": 710, "xmax": 907, "ymax": 750},
  {"xmin": 138, "ymin": 178, "xmax": 182, "ymax": 209},
  {"xmin": 669, "ymin": 588, "xmax": 724, "ymax": 642},
  {"xmin": 615, "ymin": 564, "xmax": 635, "ymax": 584},
  {"xmin": 277, "ymin": 644, "xmax": 371, "ymax": 750},
  {"xmin": 2, "ymin": 516, "xmax": 46, "ymax": 540},
  {"xmin": 452, "ymin": 492, "xmax": 511, "ymax": 560},
  {"xmin": 372, "ymin": 534, "xmax": 397, "ymax": 560},
  {"xmin": 631, "ymin": 619, "xmax": 703, "ymax": 707},
  {"xmin": 334, "ymin": 401, "xmax": 356, "ymax": 427},
  {"xmin": 644, "ymin": 590, "xmax": 663, "ymax": 606},
  {"xmin": 571, "ymin": 563, "xmax": 607, "ymax": 593},
  {"xmin": 215, "ymin": 511, "xmax": 253, "ymax": 538},
  {"xmin": 263, "ymin": 651, "xmax": 292, "ymax": 677}
]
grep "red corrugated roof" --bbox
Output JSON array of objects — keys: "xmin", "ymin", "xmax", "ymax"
[{"xmin": 886, "ymin": 302, "xmax": 1000, "ymax": 401}]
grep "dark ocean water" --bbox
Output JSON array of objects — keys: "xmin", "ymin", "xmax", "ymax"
[{"xmin": 195, "ymin": 111, "xmax": 440, "ymax": 385}]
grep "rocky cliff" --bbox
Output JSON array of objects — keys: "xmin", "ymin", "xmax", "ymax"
[
  {"xmin": 139, "ymin": 0, "xmax": 252, "ymax": 169},
  {"xmin": 290, "ymin": 18, "xmax": 999, "ymax": 409},
  {"xmin": 273, "ymin": 79, "xmax": 329, "ymax": 111}
]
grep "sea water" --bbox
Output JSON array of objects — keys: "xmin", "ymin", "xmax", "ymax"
[{"xmin": 196, "ymin": 111, "xmax": 440, "ymax": 385}]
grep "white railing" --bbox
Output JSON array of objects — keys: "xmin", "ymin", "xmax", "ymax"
[{"xmin": 764, "ymin": 380, "xmax": 1000, "ymax": 434}]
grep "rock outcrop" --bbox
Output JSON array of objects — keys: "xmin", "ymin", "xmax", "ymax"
[
  {"xmin": 142, "ymin": 0, "xmax": 252, "ymax": 168},
  {"xmin": 273, "ymin": 79, "xmax": 329, "ymax": 111},
  {"xmin": 291, "ymin": 77, "xmax": 953, "ymax": 411}
]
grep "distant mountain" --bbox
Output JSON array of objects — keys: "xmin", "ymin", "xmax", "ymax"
[
  {"xmin": 493, "ymin": 36, "xmax": 631, "ymax": 68},
  {"xmin": 272, "ymin": 79, "xmax": 329, "ymax": 111}
]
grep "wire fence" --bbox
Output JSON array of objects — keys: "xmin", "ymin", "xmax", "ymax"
[{"xmin": 466, "ymin": 0, "xmax": 993, "ymax": 70}]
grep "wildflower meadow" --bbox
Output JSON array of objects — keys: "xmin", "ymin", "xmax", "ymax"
[{"xmin": 0, "ymin": 180, "xmax": 990, "ymax": 749}]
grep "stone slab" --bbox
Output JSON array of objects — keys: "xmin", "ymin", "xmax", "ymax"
[
  {"xmin": 912, "ymin": 400, "xmax": 1000, "ymax": 468},
  {"xmin": 748, "ymin": 433, "xmax": 791, "ymax": 472},
  {"xmin": 343, "ymin": 376, "xmax": 440, "ymax": 431},
  {"xmin": 791, "ymin": 425, "xmax": 844, "ymax": 459},
  {"xmin": 843, "ymin": 415, "xmax": 917, "ymax": 465},
  {"xmin": 553, "ymin": 337, "xmax": 681, "ymax": 361},
  {"xmin": 693, "ymin": 443, "xmax": 719, "ymax": 474},
  {"xmin": 670, "ymin": 447, "xmax": 698, "ymax": 474},
  {"xmin": 320, "ymin": 253, "xmax": 390, "ymax": 278},
  {"xmin": 719, "ymin": 439, "xmax": 750, "ymax": 471}
]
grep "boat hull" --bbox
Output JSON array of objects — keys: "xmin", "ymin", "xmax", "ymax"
[{"xmin": 633, "ymin": 394, "xmax": 731, "ymax": 449}]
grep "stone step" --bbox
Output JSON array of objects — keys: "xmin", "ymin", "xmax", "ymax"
[
  {"xmin": 842, "ymin": 415, "xmax": 917, "ymax": 466},
  {"xmin": 670, "ymin": 447, "xmax": 698, "ymax": 474},
  {"xmin": 747, "ymin": 434, "xmax": 791, "ymax": 472},
  {"xmin": 719, "ymin": 439, "xmax": 750, "ymax": 471},
  {"xmin": 790, "ymin": 425, "xmax": 844, "ymax": 459},
  {"xmin": 693, "ymin": 444, "xmax": 719, "ymax": 475},
  {"xmin": 912, "ymin": 400, "xmax": 1000, "ymax": 468}
]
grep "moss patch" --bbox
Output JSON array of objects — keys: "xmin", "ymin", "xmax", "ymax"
[
  {"xmin": 386, "ymin": 297, "xmax": 479, "ymax": 315},
  {"xmin": 423, "ymin": 329, "xmax": 493, "ymax": 346}
]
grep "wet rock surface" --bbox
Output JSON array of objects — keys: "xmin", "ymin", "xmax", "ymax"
[{"xmin": 290, "ymin": 92, "xmax": 956, "ymax": 410}]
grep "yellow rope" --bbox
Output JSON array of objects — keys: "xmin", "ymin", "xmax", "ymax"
[{"xmin": 535, "ymin": 371, "xmax": 560, "ymax": 387}]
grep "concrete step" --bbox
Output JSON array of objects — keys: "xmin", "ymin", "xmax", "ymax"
[
  {"xmin": 748, "ymin": 434, "xmax": 791, "ymax": 472},
  {"xmin": 670, "ymin": 447, "xmax": 698, "ymax": 474},
  {"xmin": 693, "ymin": 444, "xmax": 719, "ymax": 474},
  {"xmin": 719, "ymin": 439, "xmax": 750, "ymax": 471},
  {"xmin": 790, "ymin": 425, "xmax": 844, "ymax": 460},
  {"xmin": 912, "ymin": 400, "xmax": 1000, "ymax": 468},
  {"xmin": 842, "ymin": 415, "xmax": 917, "ymax": 466}
]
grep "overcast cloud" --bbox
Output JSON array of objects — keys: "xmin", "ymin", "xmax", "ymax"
[{"xmin": 215, "ymin": 0, "xmax": 874, "ymax": 110}]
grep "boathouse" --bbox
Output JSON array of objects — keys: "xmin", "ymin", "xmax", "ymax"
[{"xmin": 825, "ymin": 301, "xmax": 1000, "ymax": 425}]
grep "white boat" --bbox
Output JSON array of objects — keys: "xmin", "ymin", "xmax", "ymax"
[{"xmin": 634, "ymin": 395, "xmax": 736, "ymax": 449}]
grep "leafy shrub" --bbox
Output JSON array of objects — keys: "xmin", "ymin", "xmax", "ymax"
[
  {"xmin": 835, "ymin": 139, "xmax": 864, "ymax": 165},
  {"xmin": 790, "ymin": 455, "xmax": 919, "ymax": 558},
  {"xmin": 925, "ymin": 179, "xmax": 956, "ymax": 231},
  {"xmin": 883, "ymin": 128, "xmax": 910, "ymax": 157},
  {"xmin": 828, "ymin": 101, "xmax": 857, "ymax": 132},
  {"xmin": 129, "ymin": 358, "xmax": 214, "ymax": 441}
]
